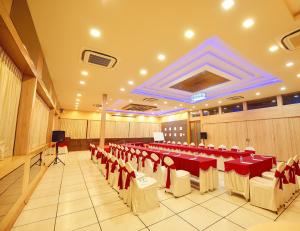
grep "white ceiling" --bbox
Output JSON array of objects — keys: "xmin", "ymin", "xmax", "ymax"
[{"xmin": 27, "ymin": 0, "xmax": 300, "ymax": 114}]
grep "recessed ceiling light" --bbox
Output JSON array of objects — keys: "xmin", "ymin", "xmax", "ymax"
[
  {"xmin": 179, "ymin": 104, "xmax": 183, "ymax": 107},
  {"xmin": 192, "ymin": 106, "xmax": 195, "ymax": 109},
  {"xmin": 129, "ymin": 99, "xmax": 133, "ymax": 103},
  {"xmin": 128, "ymin": 80, "xmax": 134, "ymax": 85},
  {"xmin": 154, "ymin": 103, "xmax": 158, "ymax": 106},
  {"xmin": 163, "ymin": 101, "xmax": 167, "ymax": 104},
  {"xmin": 157, "ymin": 53, "xmax": 166, "ymax": 61},
  {"xmin": 268, "ymin": 45, "xmax": 279, "ymax": 53},
  {"xmin": 120, "ymin": 88, "xmax": 125, "ymax": 92},
  {"xmin": 205, "ymin": 104, "xmax": 208, "ymax": 107},
  {"xmin": 174, "ymin": 106, "xmax": 178, "ymax": 109},
  {"xmin": 77, "ymin": 93, "xmax": 82, "ymax": 97},
  {"xmin": 184, "ymin": 30, "xmax": 195, "ymax": 39},
  {"xmin": 256, "ymin": 92, "xmax": 261, "ymax": 96},
  {"xmin": 75, "ymin": 102, "xmax": 79, "ymax": 105},
  {"xmin": 294, "ymin": 95, "xmax": 299, "ymax": 98},
  {"xmin": 280, "ymin": 86, "xmax": 286, "ymax": 91},
  {"xmin": 221, "ymin": 0, "xmax": 235, "ymax": 10},
  {"xmin": 242, "ymin": 18, "xmax": 255, "ymax": 28},
  {"xmin": 297, "ymin": 73, "xmax": 300, "ymax": 78},
  {"xmin": 218, "ymin": 101, "xmax": 222, "ymax": 104},
  {"xmin": 285, "ymin": 62, "xmax": 294, "ymax": 67},
  {"xmin": 81, "ymin": 70, "xmax": 88, "ymax": 76},
  {"xmin": 76, "ymin": 98, "xmax": 80, "ymax": 102},
  {"xmin": 140, "ymin": 69, "xmax": 148, "ymax": 76},
  {"xmin": 79, "ymin": 80, "xmax": 86, "ymax": 85},
  {"xmin": 90, "ymin": 28, "xmax": 101, "ymax": 38}
]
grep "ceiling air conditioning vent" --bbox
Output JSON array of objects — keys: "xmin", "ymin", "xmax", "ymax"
[
  {"xmin": 281, "ymin": 28, "xmax": 300, "ymax": 51},
  {"xmin": 226, "ymin": 96, "xmax": 244, "ymax": 101},
  {"xmin": 111, "ymin": 114, "xmax": 136, "ymax": 118},
  {"xmin": 143, "ymin": 97, "xmax": 159, "ymax": 102},
  {"xmin": 81, "ymin": 50, "xmax": 117, "ymax": 68},
  {"xmin": 93, "ymin": 103, "xmax": 102, "ymax": 108},
  {"xmin": 122, "ymin": 103, "xmax": 157, "ymax": 111}
]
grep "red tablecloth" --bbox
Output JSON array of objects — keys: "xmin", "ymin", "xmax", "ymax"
[
  {"xmin": 148, "ymin": 143, "xmax": 253, "ymax": 159},
  {"xmin": 224, "ymin": 155, "xmax": 273, "ymax": 178}
]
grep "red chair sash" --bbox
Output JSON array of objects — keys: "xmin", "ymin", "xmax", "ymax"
[
  {"xmin": 125, "ymin": 171, "xmax": 136, "ymax": 189},
  {"xmin": 165, "ymin": 164, "xmax": 176, "ymax": 189},
  {"xmin": 285, "ymin": 165, "xmax": 295, "ymax": 184},
  {"xmin": 96, "ymin": 150, "xmax": 102, "ymax": 159},
  {"xmin": 118, "ymin": 167, "xmax": 126, "ymax": 189},
  {"xmin": 275, "ymin": 170, "xmax": 289, "ymax": 190},
  {"xmin": 111, "ymin": 160, "xmax": 118, "ymax": 173},
  {"xmin": 105, "ymin": 159, "xmax": 113, "ymax": 180},
  {"xmin": 292, "ymin": 161, "xmax": 300, "ymax": 176}
]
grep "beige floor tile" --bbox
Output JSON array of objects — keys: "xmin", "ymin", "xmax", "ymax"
[
  {"xmin": 205, "ymin": 218, "xmax": 245, "ymax": 231},
  {"xmin": 226, "ymin": 207, "xmax": 272, "ymax": 229},
  {"xmin": 242, "ymin": 203, "xmax": 279, "ymax": 220},
  {"xmin": 88, "ymin": 186, "xmax": 115, "ymax": 196},
  {"xmin": 148, "ymin": 215, "xmax": 197, "ymax": 231},
  {"xmin": 138, "ymin": 204, "xmax": 174, "ymax": 226},
  {"xmin": 157, "ymin": 189, "xmax": 174, "ymax": 201},
  {"xmin": 59, "ymin": 189, "xmax": 89, "ymax": 203},
  {"xmin": 24, "ymin": 195, "xmax": 59, "ymax": 210},
  {"xmin": 201, "ymin": 197, "xmax": 239, "ymax": 216},
  {"xmin": 75, "ymin": 223, "xmax": 101, "ymax": 231},
  {"xmin": 95, "ymin": 200, "xmax": 130, "ymax": 221},
  {"xmin": 31, "ymin": 187, "xmax": 60, "ymax": 199},
  {"xmin": 185, "ymin": 190, "xmax": 214, "ymax": 204},
  {"xmin": 91, "ymin": 193, "xmax": 120, "ymax": 207},
  {"xmin": 179, "ymin": 205, "xmax": 221, "ymax": 230},
  {"xmin": 100, "ymin": 213, "xmax": 145, "ymax": 231},
  {"xmin": 218, "ymin": 192, "xmax": 247, "ymax": 206},
  {"xmin": 60, "ymin": 183, "xmax": 87, "ymax": 194},
  {"xmin": 12, "ymin": 218, "xmax": 55, "ymax": 231},
  {"xmin": 14, "ymin": 205, "xmax": 57, "ymax": 226},
  {"xmin": 208, "ymin": 187, "xmax": 226, "ymax": 196},
  {"xmin": 57, "ymin": 197, "xmax": 93, "ymax": 216},
  {"xmin": 161, "ymin": 197, "xmax": 196, "ymax": 213},
  {"xmin": 55, "ymin": 208, "xmax": 98, "ymax": 231},
  {"xmin": 276, "ymin": 201, "xmax": 300, "ymax": 223}
]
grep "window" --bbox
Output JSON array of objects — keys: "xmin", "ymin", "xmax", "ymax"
[
  {"xmin": 191, "ymin": 111, "xmax": 201, "ymax": 117},
  {"xmin": 282, "ymin": 92, "xmax": 300, "ymax": 105},
  {"xmin": 202, "ymin": 107, "xmax": 219, "ymax": 116},
  {"xmin": 247, "ymin": 97, "xmax": 277, "ymax": 110},
  {"xmin": 221, "ymin": 103, "xmax": 243, "ymax": 114}
]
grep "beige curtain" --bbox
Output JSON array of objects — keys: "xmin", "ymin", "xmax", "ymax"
[
  {"xmin": 87, "ymin": 120, "xmax": 100, "ymax": 139},
  {"xmin": 29, "ymin": 95, "xmax": 50, "ymax": 150},
  {"xmin": 128, "ymin": 122, "xmax": 161, "ymax": 138},
  {"xmin": 0, "ymin": 47, "xmax": 22, "ymax": 157},
  {"xmin": 60, "ymin": 119, "xmax": 87, "ymax": 139},
  {"xmin": 115, "ymin": 121, "xmax": 129, "ymax": 138},
  {"xmin": 105, "ymin": 121, "xmax": 116, "ymax": 138}
]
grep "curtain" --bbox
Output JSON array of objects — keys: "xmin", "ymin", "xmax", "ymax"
[
  {"xmin": 87, "ymin": 120, "xmax": 100, "ymax": 139},
  {"xmin": 60, "ymin": 119, "xmax": 87, "ymax": 139},
  {"xmin": 0, "ymin": 47, "xmax": 22, "ymax": 157},
  {"xmin": 105, "ymin": 121, "xmax": 116, "ymax": 138},
  {"xmin": 29, "ymin": 95, "xmax": 50, "ymax": 150}
]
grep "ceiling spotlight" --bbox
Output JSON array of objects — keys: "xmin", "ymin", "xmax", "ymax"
[
  {"xmin": 90, "ymin": 28, "xmax": 101, "ymax": 38},
  {"xmin": 174, "ymin": 106, "xmax": 178, "ymax": 109},
  {"xmin": 120, "ymin": 88, "xmax": 125, "ymax": 92},
  {"xmin": 218, "ymin": 101, "xmax": 222, "ymax": 104},
  {"xmin": 280, "ymin": 86, "xmax": 286, "ymax": 91},
  {"xmin": 205, "ymin": 103, "xmax": 208, "ymax": 107},
  {"xmin": 140, "ymin": 69, "xmax": 148, "ymax": 76},
  {"xmin": 157, "ymin": 53, "xmax": 166, "ymax": 61},
  {"xmin": 268, "ymin": 45, "xmax": 279, "ymax": 53},
  {"xmin": 81, "ymin": 70, "xmax": 88, "ymax": 76},
  {"xmin": 242, "ymin": 18, "xmax": 255, "ymax": 28},
  {"xmin": 75, "ymin": 102, "xmax": 79, "ymax": 105},
  {"xmin": 129, "ymin": 99, "xmax": 133, "ymax": 103},
  {"xmin": 294, "ymin": 95, "xmax": 299, "ymax": 98},
  {"xmin": 192, "ymin": 106, "xmax": 195, "ymax": 109},
  {"xmin": 163, "ymin": 101, "xmax": 167, "ymax": 104},
  {"xmin": 154, "ymin": 103, "xmax": 158, "ymax": 106},
  {"xmin": 79, "ymin": 80, "xmax": 86, "ymax": 85},
  {"xmin": 179, "ymin": 104, "xmax": 183, "ymax": 107},
  {"xmin": 76, "ymin": 98, "xmax": 80, "ymax": 102},
  {"xmin": 184, "ymin": 30, "xmax": 195, "ymax": 39},
  {"xmin": 77, "ymin": 93, "xmax": 82, "ymax": 97},
  {"xmin": 128, "ymin": 80, "xmax": 134, "ymax": 85},
  {"xmin": 221, "ymin": 0, "xmax": 235, "ymax": 10},
  {"xmin": 285, "ymin": 62, "xmax": 294, "ymax": 67},
  {"xmin": 256, "ymin": 92, "xmax": 261, "ymax": 96},
  {"xmin": 297, "ymin": 73, "xmax": 300, "ymax": 78}
]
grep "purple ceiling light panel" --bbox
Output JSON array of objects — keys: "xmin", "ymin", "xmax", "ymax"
[{"xmin": 132, "ymin": 36, "xmax": 282, "ymax": 104}]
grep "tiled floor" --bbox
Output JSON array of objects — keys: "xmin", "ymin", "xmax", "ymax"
[{"xmin": 13, "ymin": 151, "xmax": 300, "ymax": 231}]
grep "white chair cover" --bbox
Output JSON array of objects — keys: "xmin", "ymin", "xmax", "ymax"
[
  {"xmin": 190, "ymin": 142, "xmax": 195, "ymax": 146},
  {"xmin": 177, "ymin": 141, "xmax": 182, "ymax": 145}
]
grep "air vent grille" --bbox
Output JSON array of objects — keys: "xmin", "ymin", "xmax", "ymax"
[
  {"xmin": 81, "ymin": 50, "xmax": 117, "ymax": 68},
  {"xmin": 93, "ymin": 104, "xmax": 102, "ymax": 108},
  {"xmin": 226, "ymin": 96, "xmax": 244, "ymax": 101},
  {"xmin": 111, "ymin": 114, "xmax": 136, "ymax": 118},
  {"xmin": 88, "ymin": 54, "xmax": 111, "ymax": 66},
  {"xmin": 143, "ymin": 97, "xmax": 159, "ymax": 102},
  {"xmin": 122, "ymin": 103, "xmax": 157, "ymax": 111},
  {"xmin": 281, "ymin": 28, "xmax": 300, "ymax": 50}
]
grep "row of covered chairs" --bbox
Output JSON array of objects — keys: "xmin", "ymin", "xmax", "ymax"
[{"xmin": 250, "ymin": 155, "xmax": 300, "ymax": 212}]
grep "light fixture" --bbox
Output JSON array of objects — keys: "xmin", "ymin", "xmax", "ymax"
[
  {"xmin": 280, "ymin": 86, "xmax": 286, "ymax": 91},
  {"xmin": 163, "ymin": 101, "xmax": 167, "ymax": 104},
  {"xmin": 221, "ymin": 0, "xmax": 235, "ymax": 10},
  {"xmin": 140, "ymin": 69, "xmax": 148, "ymax": 76},
  {"xmin": 184, "ymin": 30, "xmax": 195, "ymax": 39},
  {"xmin": 77, "ymin": 93, "xmax": 82, "ymax": 97},
  {"xmin": 76, "ymin": 98, "xmax": 80, "ymax": 102},
  {"xmin": 157, "ymin": 53, "xmax": 166, "ymax": 61},
  {"xmin": 285, "ymin": 62, "xmax": 294, "ymax": 67},
  {"xmin": 297, "ymin": 73, "xmax": 300, "ymax": 78},
  {"xmin": 179, "ymin": 104, "xmax": 183, "ymax": 107},
  {"xmin": 120, "ymin": 88, "xmax": 125, "ymax": 92},
  {"xmin": 75, "ymin": 102, "xmax": 79, "ymax": 105},
  {"xmin": 90, "ymin": 28, "xmax": 101, "ymax": 38},
  {"xmin": 242, "ymin": 18, "xmax": 255, "ymax": 28},
  {"xmin": 154, "ymin": 103, "xmax": 158, "ymax": 106},
  {"xmin": 129, "ymin": 99, "xmax": 133, "ymax": 103},
  {"xmin": 205, "ymin": 103, "xmax": 208, "ymax": 107},
  {"xmin": 256, "ymin": 92, "xmax": 261, "ymax": 96},
  {"xmin": 268, "ymin": 45, "xmax": 279, "ymax": 53},
  {"xmin": 294, "ymin": 95, "xmax": 299, "ymax": 98},
  {"xmin": 79, "ymin": 80, "xmax": 86, "ymax": 85},
  {"xmin": 128, "ymin": 80, "xmax": 134, "ymax": 85},
  {"xmin": 174, "ymin": 106, "xmax": 178, "ymax": 109},
  {"xmin": 218, "ymin": 100, "xmax": 222, "ymax": 104},
  {"xmin": 81, "ymin": 70, "xmax": 88, "ymax": 76},
  {"xmin": 192, "ymin": 106, "xmax": 195, "ymax": 109}
]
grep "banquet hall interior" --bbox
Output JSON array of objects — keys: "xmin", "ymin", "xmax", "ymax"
[{"xmin": 1, "ymin": 0, "xmax": 300, "ymax": 230}]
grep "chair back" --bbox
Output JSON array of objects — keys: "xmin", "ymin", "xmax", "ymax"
[
  {"xmin": 172, "ymin": 141, "xmax": 176, "ymax": 144},
  {"xmin": 136, "ymin": 149, "xmax": 141, "ymax": 155},
  {"xmin": 190, "ymin": 142, "xmax": 195, "ymax": 146},
  {"xmin": 293, "ymin": 155, "xmax": 299, "ymax": 162},
  {"xmin": 119, "ymin": 159, "xmax": 125, "ymax": 167},
  {"xmin": 183, "ymin": 142, "xmax": 188, "ymax": 145},
  {"xmin": 177, "ymin": 141, "xmax": 182, "ymax": 145},
  {"xmin": 125, "ymin": 146, "xmax": 129, "ymax": 151},
  {"xmin": 111, "ymin": 155, "xmax": 116, "ymax": 162},
  {"xmin": 130, "ymin": 148, "xmax": 135, "ymax": 154},
  {"xmin": 207, "ymin": 144, "xmax": 214, "ymax": 148},
  {"xmin": 142, "ymin": 151, "xmax": 148, "ymax": 157},
  {"xmin": 164, "ymin": 156, "xmax": 174, "ymax": 167},
  {"xmin": 287, "ymin": 158, "xmax": 294, "ymax": 167},
  {"xmin": 167, "ymin": 141, "xmax": 171, "ymax": 144},
  {"xmin": 245, "ymin": 146, "xmax": 255, "ymax": 151},
  {"xmin": 150, "ymin": 153, "xmax": 159, "ymax": 162},
  {"xmin": 125, "ymin": 162, "xmax": 134, "ymax": 173},
  {"xmin": 231, "ymin": 145, "xmax": 239, "ymax": 150},
  {"xmin": 219, "ymin": 144, "xmax": 226, "ymax": 149}
]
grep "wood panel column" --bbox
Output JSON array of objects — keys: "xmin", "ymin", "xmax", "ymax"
[
  {"xmin": 46, "ymin": 109, "xmax": 55, "ymax": 143},
  {"xmin": 14, "ymin": 76, "xmax": 37, "ymax": 155},
  {"xmin": 99, "ymin": 94, "xmax": 107, "ymax": 148}
]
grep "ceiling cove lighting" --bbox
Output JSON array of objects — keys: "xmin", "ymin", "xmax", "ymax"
[
  {"xmin": 268, "ymin": 45, "xmax": 279, "ymax": 52},
  {"xmin": 285, "ymin": 62, "xmax": 294, "ymax": 67},
  {"xmin": 128, "ymin": 80, "xmax": 134, "ymax": 85},
  {"xmin": 120, "ymin": 88, "xmax": 125, "ymax": 92},
  {"xmin": 157, "ymin": 53, "xmax": 166, "ymax": 61},
  {"xmin": 140, "ymin": 69, "xmax": 148, "ymax": 76},
  {"xmin": 221, "ymin": 0, "xmax": 235, "ymax": 10},
  {"xmin": 79, "ymin": 80, "xmax": 86, "ymax": 85},
  {"xmin": 90, "ymin": 28, "xmax": 101, "ymax": 38},
  {"xmin": 242, "ymin": 18, "xmax": 255, "ymax": 28},
  {"xmin": 280, "ymin": 86, "xmax": 286, "ymax": 91},
  {"xmin": 184, "ymin": 30, "xmax": 195, "ymax": 39},
  {"xmin": 81, "ymin": 70, "xmax": 88, "ymax": 76}
]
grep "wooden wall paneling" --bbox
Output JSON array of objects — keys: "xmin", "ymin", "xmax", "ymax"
[
  {"xmin": 288, "ymin": 117, "xmax": 300, "ymax": 155},
  {"xmin": 225, "ymin": 121, "xmax": 248, "ymax": 148},
  {"xmin": 14, "ymin": 76, "xmax": 37, "ymax": 155},
  {"xmin": 46, "ymin": 109, "xmax": 54, "ymax": 143},
  {"xmin": 272, "ymin": 118, "xmax": 293, "ymax": 161}
]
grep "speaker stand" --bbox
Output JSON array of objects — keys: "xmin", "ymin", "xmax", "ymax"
[{"xmin": 53, "ymin": 143, "xmax": 65, "ymax": 165}]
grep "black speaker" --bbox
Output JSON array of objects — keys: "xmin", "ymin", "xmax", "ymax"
[
  {"xmin": 52, "ymin": 131, "xmax": 65, "ymax": 142},
  {"xmin": 200, "ymin": 132, "xmax": 207, "ymax": 140}
]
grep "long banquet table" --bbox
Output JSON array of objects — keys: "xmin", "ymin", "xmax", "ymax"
[{"xmin": 224, "ymin": 155, "xmax": 274, "ymax": 200}]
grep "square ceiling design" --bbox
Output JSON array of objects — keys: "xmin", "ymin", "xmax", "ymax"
[{"xmin": 132, "ymin": 36, "xmax": 282, "ymax": 104}]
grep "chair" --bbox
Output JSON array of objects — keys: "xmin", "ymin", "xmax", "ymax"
[
  {"xmin": 99, "ymin": 151, "xmax": 108, "ymax": 176},
  {"xmin": 140, "ymin": 151, "xmax": 152, "ymax": 176},
  {"xmin": 167, "ymin": 141, "xmax": 171, "ymax": 144},
  {"xmin": 293, "ymin": 155, "xmax": 300, "ymax": 189},
  {"xmin": 118, "ymin": 159, "xmax": 127, "ymax": 198},
  {"xmin": 190, "ymin": 142, "xmax": 195, "ymax": 146},
  {"xmin": 163, "ymin": 156, "xmax": 191, "ymax": 197},
  {"xmin": 108, "ymin": 155, "xmax": 119, "ymax": 190},
  {"xmin": 177, "ymin": 141, "xmax": 182, "ymax": 145},
  {"xmin": 150, "ymin": 153, "xmax": 166, "ymax": 187},
  {"xmin": 245, "ymin": 146, "xmax": 255, "ymax": 152},
  {"xmin": 231, "ymin": 145, "xmax": 239, "ymax": 151},
  {"xmin": 207, "ymin": 144, "xmax": 214, "ymax": 149},
  {"xmin": 218, "ymin": 144, "xmax": 227, "ymax": 150},
  {"xmin": 183, "ymin": 142, "xmax": 188, "ymax": 145},
  {"xmin": 199, "ymin": 143, "xmax": 205, "ymax": 148},
  {"xmin": 171, "ymin": 141, "xmax": 176, "ymax": 144},
  {"xmin": 250, "ymin": 162, "xmax": 287, "ymax": 212}
]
